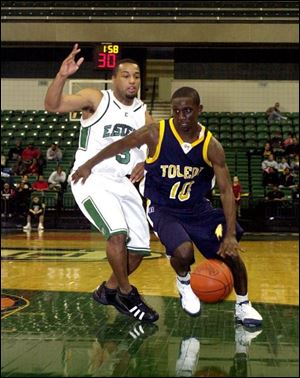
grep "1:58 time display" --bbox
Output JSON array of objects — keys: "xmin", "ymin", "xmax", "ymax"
[{"xmin": 94, "ymin": 43, "xmax": 120, "ymax": 70}]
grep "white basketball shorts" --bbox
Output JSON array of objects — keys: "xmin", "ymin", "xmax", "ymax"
[{"xmin": 71, "ymin": 173, "xmax": 150, "ymax": 256}]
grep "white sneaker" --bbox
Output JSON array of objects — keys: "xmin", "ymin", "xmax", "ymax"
[
  {"xmin": 23, "ymin": 224, "xmax": 31, "ymax": 231},
  {"xmin": 177, "ymin": 277, "xmax": 201, "ymax": 316},
  {"xmin": 38, "ymin": 224, "xmax": 44, "ymax": 230},
  {"xmin": 176, "ymin": 337, "xmax": 200, "ymax": 377},
  {"xmin": 235, "ymin": 301, "xmax": 262, "ymax": 327}
]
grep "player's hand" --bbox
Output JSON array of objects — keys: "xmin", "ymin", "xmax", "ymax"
[
  {"xmin": 58, "ymin": 43, "xmax": 84, "ymax": 78},
  {"xmin": 130, "ymin": 162, "xmax": 145, "ymax": 183},
  {"xmin": 216, "ymin": 235, "xmax": 244, "ymax": 259},
  {"xmin": 71, "ymin": 163, "xmax": 91, "ymax": 184}
]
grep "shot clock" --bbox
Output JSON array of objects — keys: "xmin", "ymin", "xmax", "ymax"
[{"xmin": 94, "ymin": 43, "xmax": 120, "ymax": 70}]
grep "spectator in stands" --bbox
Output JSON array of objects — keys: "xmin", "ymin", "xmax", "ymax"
[
  {"xmin": 18, "ymin": 143, "xmax": 42, "ymax": 175},
  {"xmin": 282, "ymin": 133, "xmax": 294, "ymax": 151},
  {"xmin": 1, "ymin": 182, "xmax": 16, "ymax": 218},
  {"xmin": 270, "ymin": 131, "xmax": 284, "ymax": 156},
  {"xmin": 290, "ymin": 154, "xmax": 299, "ymax": 173},
  {"xmin": 285, "ymin": 136, "xmax": 299, "ymax": 157},
  {"xmin": 8, "ymin": 140, "xmax": 23, "ymax": 161},
  {"xmin": 261, "ymin": 154, "xmax": 279, "ymax": 187},
  {"xmin": 23, "ymin": 195, "xmax": 45, "ymax": 231},
  {"xmin": 46, "ymin": 143, "xmax": 63, "ymax": 162},
  {"xmin": 14, "ymin": 175, "xmax": 32, "ymax": 216},
  {"xmin": 277, "ymin": 157, "xmax": 290, "ymax": 174},
  {"xmin": 262, "ymin": 142, "xmax": 273, "ymax": 159},
  {"xmin": 48, "ymin": 165, "xmax": 66, "ymax": 191},
  {"xmin": 232, "ymin": 176, "xmax": 242, "ymax": 217},
  {"xmin": 32, "ymin": 175, "xmax": 49, "ymax": 192},
  {"xmin": 265, "ymin": 185, "xmax": 285, "ymax": 201},
  {"xmin": 265, "ymin": 102, "xmax": 287, "ymax": 122},
  {"xmin": 279, "ymin": 168, "xmax": 297, "ymax": 189}
]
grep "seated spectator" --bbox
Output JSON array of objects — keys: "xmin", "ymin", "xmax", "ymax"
[
  {"xmin": 279, "ymin": 168, "xmax": 297, "ymax": 189},
  {"xmin": 23, "ymin": 195, "xmax": 45, "ymax": 231},
  {"xmin": 282, "ymin": 133, "xmax": 294, "ymax": 150},
  {"xmin": 8, "ymin": 140, "xmax": 23, "ymax": 161},
  {"xmin": 277, "ymin": 157, "xmax": 290, "ymax": 174},
  {"xmin": 262, "ymin": 154, "xmax": 279, "ymax": 186},
  {"xmin": 46, "ymin": 143, "xmax": 63, "ymax": 162},
  {"xmin": 48, "ymin": 165, "xmax": 66, "ymax": 191},
  {"xmin": 266, "ymin": 185, "xmax": 285, "ymax": 201},
  {"xmin": 285, "ymin": 136, "xmax": 299, "ymax": 157},
  {"xmin": 265, "ymin": 102, "xmax": 287, "ymax": 122},
  {"xmin": 18, "ymin": 143, "xmax": 42, "ymax": 176},
  {"xmin": 232, "ymin": 176, "xmax": 242, "ymax": 217},
  {"xmin": 1, "ymin": 182, "xmax": 16, "ymax": 218},
  {"xmin": 32, "ymin": 175, "xmax": 49, "ymax": 192},
  {"xmin": 262, "ymin": 142, "xmax": 273, "ymax": 159},
  {"xmin": 290, "ymin": 154, "xmax": 299, "ymax": 173}
]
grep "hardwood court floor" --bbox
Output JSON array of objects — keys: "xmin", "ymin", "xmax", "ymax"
[{"xmin": 1, "ymin": 230, "xmax": 299, "ymax": 377}]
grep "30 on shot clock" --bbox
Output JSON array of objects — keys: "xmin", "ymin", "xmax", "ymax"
[{"xmin": 94, "ymin": 43, "xmax": 121, "ymax": 70}]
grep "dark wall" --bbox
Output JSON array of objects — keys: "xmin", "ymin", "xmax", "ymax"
[{"xmin": 174, "ymin": 46, "xmax": 299, "ymax": 80}]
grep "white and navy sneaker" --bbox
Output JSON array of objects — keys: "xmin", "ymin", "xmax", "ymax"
[
  {"xmin": 177, "ymin": 276, "xmax": 201, "ymax": 316},
  {"xmin": 235, "ymin": 300, "xmax": 262, "ymax": 327},
  {"xmin": 235, "ymin": 324, "xmax": 263, "ymax": 347}
]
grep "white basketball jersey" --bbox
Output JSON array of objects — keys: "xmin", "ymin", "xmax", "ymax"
[{"xmin": 72, "ymin": 89, "xmax": 147, "ymax": 178}]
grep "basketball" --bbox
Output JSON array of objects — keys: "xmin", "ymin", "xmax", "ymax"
[{"xmin": 190, "ymin": 259, "xmax": 233, "ymax": 303}]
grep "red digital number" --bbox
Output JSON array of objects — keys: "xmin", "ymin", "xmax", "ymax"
[{"xmin": 97, "ymin": 52, "xmax": 117, "ymax": 69}]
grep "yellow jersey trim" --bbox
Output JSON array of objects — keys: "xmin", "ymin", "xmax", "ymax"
[
  {"xmin": 146, "ymin": 119, "xmax": 165, "ymax": 164},
  {"xmin": 203, "ymin": 131, "xmax": 212, "ymax": 166}
]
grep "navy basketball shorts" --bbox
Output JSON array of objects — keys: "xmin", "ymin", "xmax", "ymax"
[{"xmin": 147, "ymin": 203, "xmax": 244, "ymax": 258}]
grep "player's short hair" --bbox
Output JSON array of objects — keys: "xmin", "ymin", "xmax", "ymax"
[
  {"xmin": 171, "ymin": 87, "xmax": 201, "ymax": 106},
  {"xmin": 112, "ymin": 59, "xmax": 140, "ymax": 77}
]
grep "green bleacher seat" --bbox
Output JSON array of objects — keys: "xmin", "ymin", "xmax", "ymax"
[
  {"xmin": 231, "ymin": 124, "xmax": 244, "ymax": 133},
  {"xmin": 232, "ymin": 140, "xmax": 244, "ymax": 148},
  {"xmin": 219, "ymin": 131, "xmax": 231, "ymax": 140},
  {"xmin": 207, "ymin": 117, "xmax": 219, "ymax": 125},
  {"xmin": 245, "ymin": 140, "xmax": 258, "ymax": 149},
  {"xmin": 219, "ymin": 117, "xmax": 231, "ymax": 125},
  {"xmin": 256, "ymin": 124, "xmax": 268, "ymax": 133},
  {"xmin": 269, "ymin": 125, "xmax": 282, "ymax": 134},
  {"xmin": 256, "ymin": 117, "xmax": 268, "ymax": 125},
  {"xmin": 244, "ymin": 123, "xmax": 256, "ymax": 132},
  {"xmin": 244, "ymin": 117, "xmax": 256, "ymax": 125},
  {"xmin": 219, "ymin": 124, "xmax": 231, "ymax": 133},
  {"xmin": 244, "ymin": 131, "xmax": 256, "ymax": 140},
  {"xmin": 257, "ymin": 131, "xmax": 270, "ymax": 141},
  {"xmin": 231, "ymin": 117, "xmax": 244, "ymax": 126},
  {"xmin": 281, "ymin": 125, "xmax": 294, "ymax": 134},
  {"xmin": 232, "ymin": 131, "xmax": 244, "ymax": 141}
]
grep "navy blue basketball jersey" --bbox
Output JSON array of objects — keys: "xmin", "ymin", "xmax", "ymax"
[{"xmin": 142, "ymin": 118, "xmax": 215, "ymax": 209}]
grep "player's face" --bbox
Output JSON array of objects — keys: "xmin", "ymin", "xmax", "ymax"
[
  {"xmin": 113, "ymin": 63, "xmax": 140, "ymax": 102},
  {"xmin": 172, "ymin": 97, "xmax": 201, "ymax": 132}
]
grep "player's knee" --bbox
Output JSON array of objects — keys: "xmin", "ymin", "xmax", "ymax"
[
  {"xmin": 174, "ymin": 241, "xmax": 194, "ymax": 266},
  {"xmin": 107, "ymin": 233, "xmax": 127, "ymax": 247}
]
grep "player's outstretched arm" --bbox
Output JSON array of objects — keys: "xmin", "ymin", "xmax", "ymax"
[
  {"xmin": 44, "ymin": 44, "xmax": 99, "ymax": 113},
  {"xmin": 72, "ymin": 123, "xmax": 159, "ymax": 184}
]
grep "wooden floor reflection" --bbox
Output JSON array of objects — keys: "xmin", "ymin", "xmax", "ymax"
[{"xmin": 1, "ymin": 230, "xmax": 299, "ymax": 377}]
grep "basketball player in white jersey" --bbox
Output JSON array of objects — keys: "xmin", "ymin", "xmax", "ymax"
[{"xmin": 44, "ymin": 44, "xmax": 158, "ymax": 322}]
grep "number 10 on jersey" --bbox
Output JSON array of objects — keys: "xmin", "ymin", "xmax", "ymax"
[{"xmin": 95, "ymin": 43, "xmax": 120, "ymax": 70}]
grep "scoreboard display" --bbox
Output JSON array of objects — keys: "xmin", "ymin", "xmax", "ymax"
[{"xmin": 94, "ymin": 43, "xmax": 120, "ymax": 70}]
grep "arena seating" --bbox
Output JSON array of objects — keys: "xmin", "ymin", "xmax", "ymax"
[{"xmin": 1, "ymin": 109, "xmax": 299, "ymax": 212}]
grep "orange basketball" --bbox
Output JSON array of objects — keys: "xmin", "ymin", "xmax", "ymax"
[{"xmin": 190, "ymin": 259, "xmax": 233, "ymax": 303}]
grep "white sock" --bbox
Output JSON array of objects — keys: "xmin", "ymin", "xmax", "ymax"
[
  {"xmin": 236, "ymin": 294, "xmax": 249, "ymax": 304},
  {"xmin": 177, "ymin": 272, "xmax": 191, "ymax": 282}
]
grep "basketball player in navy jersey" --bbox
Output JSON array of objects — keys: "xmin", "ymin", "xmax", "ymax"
[{"xmin": 72, "ymin": 86, "xmax": 262, "ymax": 327}]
